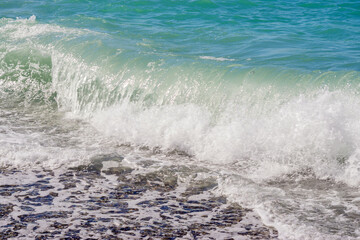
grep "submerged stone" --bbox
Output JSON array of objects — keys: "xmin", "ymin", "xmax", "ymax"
[{"xmin": 0, "ymin": 166, "xmax": 278, "ymax": 239}]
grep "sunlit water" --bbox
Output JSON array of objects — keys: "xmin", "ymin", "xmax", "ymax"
[{"xmin": 1, "ymin": 1, "xmax": 360, "ymax": 239}]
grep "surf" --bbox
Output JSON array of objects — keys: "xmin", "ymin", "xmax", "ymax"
[{"xmin": 1, "ymin": 10, "xmax": 360, "ymax": 239}]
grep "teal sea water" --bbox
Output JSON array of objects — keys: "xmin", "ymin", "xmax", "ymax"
[{"xmin": 1, "ymin": 1, "xmax": 360, "ymax": 239}]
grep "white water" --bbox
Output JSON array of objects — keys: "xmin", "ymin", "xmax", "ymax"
[
  {"xmin": 90, "ymin": 89, "xmax": 360, "ymax": 186},
  {"xmin": 1, "ymin": 16, "xmax": 360, "ymax": 239}
]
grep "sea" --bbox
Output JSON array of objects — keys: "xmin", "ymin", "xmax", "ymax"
[{"xmin": 1, "ymin": 0, "xmax": 360, "ymax": 239}]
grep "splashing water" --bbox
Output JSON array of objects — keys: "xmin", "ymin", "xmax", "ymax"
[{"xmin": 1, "ymin": 1, "xmax": 360, "ymax": 238}]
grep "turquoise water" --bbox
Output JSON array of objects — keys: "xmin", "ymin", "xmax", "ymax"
[
  {"xmin": 1, "ymin": 1, "xmax": 360, "ymax": 239},
  {"xmin": 2, "ymin": 0, "xmax": 360, "ymax": 71}
]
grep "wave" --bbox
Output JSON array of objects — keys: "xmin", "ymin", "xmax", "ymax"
[{"xmin": 2, "ymin": 16, "xmax": 360, "ymax": 187}]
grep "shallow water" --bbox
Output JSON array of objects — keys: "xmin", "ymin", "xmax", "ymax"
[{"xmin": 1, "ymin": 1, "xmax": 360, "ymax": 239}]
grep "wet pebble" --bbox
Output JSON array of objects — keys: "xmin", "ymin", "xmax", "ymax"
[{"xmin": 0, "ymin": 160, "xmax": 278, "ymax": 239}]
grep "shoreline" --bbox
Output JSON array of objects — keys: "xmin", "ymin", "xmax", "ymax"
[{"xmin": 0, "ymin": 158, "xmax": 278, "ymax": 239}]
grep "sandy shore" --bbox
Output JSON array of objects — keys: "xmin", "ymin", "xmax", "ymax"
[{"xmin": 0, "ymin": 156, "xmax": 278, "ymax": 239}]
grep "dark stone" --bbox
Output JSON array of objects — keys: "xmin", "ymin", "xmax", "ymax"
[
  {"xmin": 0, "ymin": 229, "xmax": 19, "ymax": 239},
  {"xmin": 51, "ymin": 221, "xmax": 70, "ymax": 229},
  {"xmin": 0, "ymin": 204, "xmax": 14, "ymax": 218},
  {"xmin": 19, "ymin": 211, "xmax": 71, "ymax": 222},
  {"xmin": 20, "ymin": 206, "xmax": 35, "ymax": 212},
  {"xmin": 49, "ymin": 192, "xmax": 59, "ymax": 197},
  {"xmin": 24, "ymin": 194, "xmax": 54, "ymax": 205},
  {"xmin": 63, "ymin": 182, "xmax": 77, "ymax": 189},
  {"xmin": 103, "ymin": 166, "xmax": 133, "ymax": 176}
]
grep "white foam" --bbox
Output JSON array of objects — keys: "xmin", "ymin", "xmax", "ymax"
[
  {"xmin": 200, "ymin": 55, "xmax": 235, "ymax": 61},
  {"xmin": 0, "ymin": 108, "xmax": 121, "ymax": 169},
  {"xmin": 0, "ymin": 15, "xmax": 87, "ymax": 41},
  {"xmin": 89, "ymin": 89, "xmax": 360, "ymax": 187},
  {"xmin": 4, "ymin": 17, "xmax": 359, "ymax": 186},
  {"xmin": 215, "ymin": 175, "xmax": 360, "ymax": 240},
  {"xmin": 1, "ymin": 15, "xmax": 360, "ymax": 239}
]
